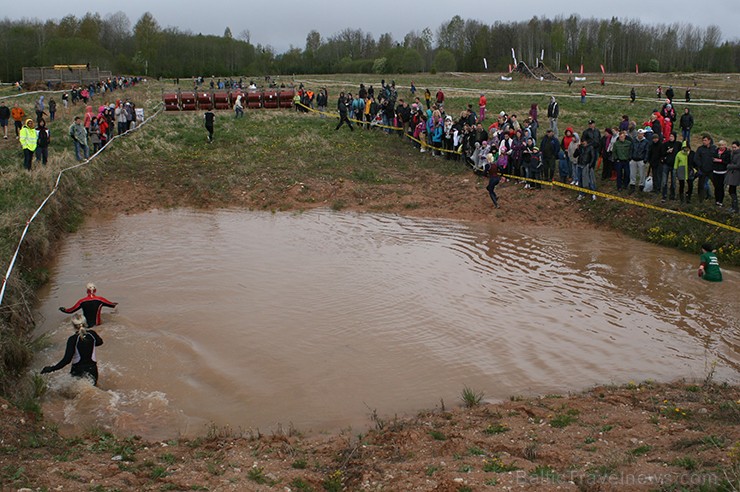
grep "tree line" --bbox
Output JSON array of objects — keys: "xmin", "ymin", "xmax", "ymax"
[{"xmin": 0, "ymin": 12, "xmax": 737, "ymax": 82}]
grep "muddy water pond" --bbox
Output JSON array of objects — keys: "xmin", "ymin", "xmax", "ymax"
[{"xmin": 34, "ymin": 209, "xmax": 738, "ymax": 441}]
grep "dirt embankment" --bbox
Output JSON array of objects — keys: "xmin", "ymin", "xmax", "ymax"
[{"xmin": 1, "ymin": 381, "xmax": 738, "ymax": 491}]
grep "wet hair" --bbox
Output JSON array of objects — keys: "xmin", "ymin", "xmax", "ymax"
[
  {"xmin": 86, "ymin": 282, "xmax": 96, "ymax": 293},
  {"xmin": 72, "ymin": 313, "xmax": 88, "ymax": 339},
  {"xmin": 701, "ymin": 243, "xmax": 713, "ymax": 252}
]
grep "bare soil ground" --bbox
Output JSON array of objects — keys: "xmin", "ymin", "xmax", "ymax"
[{"xmin": 1, "ymin": 381, "xmax": 738, "ymax": 491}]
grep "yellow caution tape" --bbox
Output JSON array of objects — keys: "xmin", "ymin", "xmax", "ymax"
[
  {"xmin": 502, "ymin": 173, "xmax": 740, "ymax": 233},
  {"xmin": 296, "ymin": 101, "xmax": 738, "ymax": 234}
]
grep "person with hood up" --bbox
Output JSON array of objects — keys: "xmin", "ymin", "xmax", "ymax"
[
  {"xmin": 679, "ymin": 108, "xmax": 694, "ymax": 143},
  {"xmin": 34, "ymin": 96, "xmax": 46, "ymax": 124},
  {"xmin": 19, "ymin": 118, "xmax": 37, "ymax": 170},
  {"xmin": 35, "ymin": 118, "xmax": 50, "ymax": 165},
  {"xmin": 726, "ymin": 141, "xmax": 740, "ymax": 213},
  {"xmin": 674, "ymin": 140, "xmax": 693, "ymax": 203}
]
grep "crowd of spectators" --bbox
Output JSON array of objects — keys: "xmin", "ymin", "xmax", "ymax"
[
  {"xmin": 1, "ymin": 76, "xmax": 140, "ymax": 169},
  {"xmin": 303, "ymin": 80, "xmax": 738, "ymax": 213}
]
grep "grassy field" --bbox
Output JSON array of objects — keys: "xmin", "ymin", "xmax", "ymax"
[{"xmin": 0, "ymin": 72, "xmax": 739, "ymax": 404}]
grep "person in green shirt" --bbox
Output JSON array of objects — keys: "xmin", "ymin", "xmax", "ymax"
[{"xmin": 698, "ymin": 244, "xmax": 722, "ymax": 282}]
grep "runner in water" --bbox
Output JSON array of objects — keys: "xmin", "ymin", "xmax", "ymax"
[
  {"xmin": 59, "ymin": 282, "xmax": 118, "ymax": 328},
  {"xmin": 41, "ymin": 314, "xmax": 104, "ymax": 385}
]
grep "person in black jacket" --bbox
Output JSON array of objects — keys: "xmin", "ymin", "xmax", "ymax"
[
  {"xmin": 679, "ymin": 108, "xmax": 694, "ymax": 142},
  {"xmin": 335, "ymin": 92, "xmax": 353, "ymax": 131},
  {"xmin": 41, "ymin": 314, "xmax": 104, "ymax": 386},
  {"xmin": 547, "ymin": 96, "xmax": 559, "ymax": 137},
  {"xmin": 574, "ymin": 136, "xmax": 597, "ymax": 200},
  {"xmin": 693, "ymin": 135, "xmax": 717, "ymax": 201},
  {"xmin": 661, "ymin": 132, "xmax": 681, "ymax": 201},
  {"xmin": 0, "ymin": 101, "xmax": 10, "ymax": 139},
  {"xmin": 539, "ymin": 129, "xmax": 559, "ymax": 182}
]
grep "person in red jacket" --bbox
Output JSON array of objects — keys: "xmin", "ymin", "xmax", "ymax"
[{"xmin": 59, "ymin": 282, "xmax": 118, "ymax": 328}]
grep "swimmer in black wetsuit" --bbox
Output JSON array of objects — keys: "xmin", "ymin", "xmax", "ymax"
[
  {"xmin": 59, "ymin": 282, "xmax": 118, "ymax": 328},
  {"xmin": 41, "ymin": 314, "xmax": 104, "ymax": 385}
]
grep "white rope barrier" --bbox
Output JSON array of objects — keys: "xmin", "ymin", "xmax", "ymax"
[{"xmin": 0, "ymin": 102, "xmax": 165, "ymax": 308}]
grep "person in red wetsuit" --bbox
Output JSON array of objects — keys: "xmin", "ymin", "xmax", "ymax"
[{"xmin": 59, "ymin": 282, "xmax": 118, "ymax": 328}]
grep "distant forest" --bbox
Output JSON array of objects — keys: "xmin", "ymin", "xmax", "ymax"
[{"xmin": 1, "ymin": 11, "xmax": 738, "ymax": 81}]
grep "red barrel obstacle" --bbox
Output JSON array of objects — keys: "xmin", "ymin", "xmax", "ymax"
[
  {"xmin": 213, "ymin": 92, "xmax": 230, "ymax": 110},
  {"xmin": 180, "ymin": 91, "xmax": 197, "ymax": 111},
  {"xmin": 162, "ymin": 89, "xmax": 294, "ymax": 111},
  {"xmin": 163, "ymin": 93, "xmax": 179, "ymax": 111}
]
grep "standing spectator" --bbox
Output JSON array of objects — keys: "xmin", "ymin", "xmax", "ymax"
[
  {"xmin": 48, "ymin": 98, "xmax": 57, "ymax": 122},
  {"xmin": 316, "ymin": 88, "xmax": 328, "ymax": 117},
  {"xmin": 115, "ymin": 102, "xmax": 126, "ymax": 135},
  {"xmin": 424, "ymin": 88, "xmax": 431, "ymax": 110},
  {"xmin": 539, "ymin": 129, "xmax": 559, "ymax": 182},
  {"xmin": 685, "ymin": 89, "xmax": 691, "ymax": 102},
  {"xmin": 574, "ymin": 135, "xmax": 596, "ymax": 200},
  {"xmin": 612, "ymin": 131, "xmax": 632, "ymax": 192},
  {"xmin": 478, "ymin": 93, "xmax": 487, "ymax": 122},
  {"xmin": 0, "ymin": 101, "xmax": 9, "ymax": 139},
  {"xmin": 528, "ymin": 103, "xmax": 539, "ymax": 141},
  {"xmin": 693, "ymin": 135, "xmax": 717, "ymax": 202},
  {"xmin": 34, "ymin": 96, "xmax": 46, "ymax": 123},
  {"xmin": 62, "ymin": 92, "xmax": 69, "ymax": 110},
  {"xmin": 19, "ymin": 119, "xmax": 37, "ymax": 170},
  {"xmin": 665, "ymin": 86, "xmax": 675, "ymax": 103},
  {"xmin": 89, "ymin": 116, "xmax": 101, "ymax": 153},
  {"xmin": 629, "ymin": 129, "xmax": 650, "ymax": 194},
  {"xmin": 435, "ymin": 89, "xmax": 444, "ymax": 108},
  {"xmin": 69, "ymin": 116, "xmax": 89, "ymax": 161},
  {"xmin": 648, "ymin": 133, "xmax": 664, "ymax": 193},
  {"xmin": 204, "ymin": 107, "xmax": 215, "ymax": 142},
  {"xmin": 656, "ymin": 85, "xmax": 662, "ymax": 99},
  {"xmin": 397, "ymin": 99, "xmax": 411, "ymax": 139},
  {"xmin": 580, "ymin": 86, "xmax": 587, "ymax": 104},
  {"xmin": 674, "ymin": 141, "xmax": 692, "ymax": 203},
  {"xmin": 726, "ymin": 140, "xmax": 740, "ymax": 213},
  {"xmin": 630, "ymin": 87, "xmax": 636, "ymax": 103},
  {"xmin": 547, "ymin": 96, "xmax": 559, "ymax": 137},
  {"xmin": 83, "ymin": 105, "xmax": 94, "ymax": 134},
  {"xmin": 600, "ymin": 128, "xmax": 615, "ymax": 181},
  {"xmin": 582, "ymin": 119, "xmax": 601, "ymax": 162},
  {"xmin": 11, "ymin": 102, "xmax": 25, "ymax": 138},
  {"xmin": 679, "ymin": 108, "xmax": 694, "ymax": 143},
  {"xmin": 35, "ymin": 118, "xmax": 50, "ymax": 166},
  {"xmin": 711, "ymin": 140, "xmax": 730, "ymax": 207},
  {"xmin": 661, "ymin": 132, "xmax": 681, "ymax": 201},
  {"xmin": 334, "ymin": 92, "xmax": 353, "ymax": 132}
]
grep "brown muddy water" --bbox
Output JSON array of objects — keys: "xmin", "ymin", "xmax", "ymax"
[{"xmin": 33, "ymin": 209, "xmax": 738, "ymax": 441}]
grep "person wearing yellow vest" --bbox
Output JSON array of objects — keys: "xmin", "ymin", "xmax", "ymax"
[{"xmin": 19, "ymin": 118, "xmax": 37, "ymax": 171}]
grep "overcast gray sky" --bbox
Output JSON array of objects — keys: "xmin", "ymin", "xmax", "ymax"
[{"xmin": 6, "ymin": 0, "xmax": 740, "ymax": 54}]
